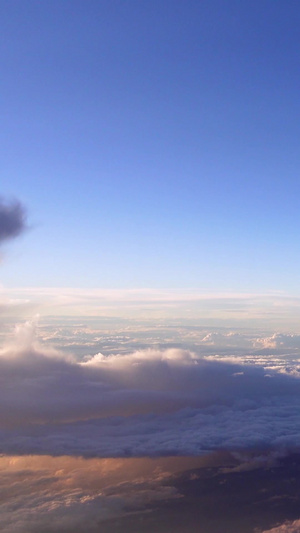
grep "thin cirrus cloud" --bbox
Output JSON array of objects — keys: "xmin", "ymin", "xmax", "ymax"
[{"xmin": 2, "ymin": 322, "xmax": 300, "ymax": 458}]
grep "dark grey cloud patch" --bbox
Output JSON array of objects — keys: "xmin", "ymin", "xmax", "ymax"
[{"xmin": 0, "ymin": 199, "xmax": 26, "ymax": 244}]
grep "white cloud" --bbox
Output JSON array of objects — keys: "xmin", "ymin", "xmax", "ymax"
[
  {"xmin": 200, "ymin": 331, "xmax": 254, "ymax": 348},
  {"xmin": 255, "ymin": 333, "xmax": 300, "ymax": 350}
]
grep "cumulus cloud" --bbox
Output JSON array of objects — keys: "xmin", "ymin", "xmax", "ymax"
[
  {"xmin": 2, "ymin": 322, "xmax": 300, "ymax": 457},
  {"xmin": 255, "ymin": 333, "xmax": 300, "ymax": 350},
  {"xmin": 0, "ymin": 199, "xmax": 26, "ymax": 244},
  {"xmin": 200, "ymin": 331, "xmax": 254, "ymax": 348}
]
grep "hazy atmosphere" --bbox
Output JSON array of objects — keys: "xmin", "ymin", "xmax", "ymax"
[{"xmin": 2, "ymin": 1, "xmax": 300, "ymax": 532}]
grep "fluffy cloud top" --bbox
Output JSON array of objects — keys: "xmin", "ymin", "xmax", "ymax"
[
  {"xmin": 255, "ymin": 333, "xmax": 300, "ymax": 350},
  {"xmin": 0, "ymin": 199, "xmax": 26, "ymax": 244}
]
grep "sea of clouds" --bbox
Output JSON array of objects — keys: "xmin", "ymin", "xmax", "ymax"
[{"xmin": 1, "ymin": 320, "xmax": 300, "ymax": 459}]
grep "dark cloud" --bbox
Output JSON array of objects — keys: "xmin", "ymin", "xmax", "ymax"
[{"xmin": 0, "ymin": 199, "xmax": 26, "ymax": 244}]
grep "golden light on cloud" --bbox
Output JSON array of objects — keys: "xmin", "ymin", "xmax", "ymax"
[{"xmin": 0, "ymin": 454, "xmax": 213, "ymax": 533}]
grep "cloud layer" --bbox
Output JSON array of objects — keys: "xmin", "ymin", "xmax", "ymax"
[
  {"xmin": 2, "ymin": 322, "xmax": 300, "ymax": 457},
  {"xmin": 2, "ymin": 451, "xmax": 300, "ymax": 533},
  {"xmin": 0, "ymin": 200, "xmax": 26, "ymax": 244}
]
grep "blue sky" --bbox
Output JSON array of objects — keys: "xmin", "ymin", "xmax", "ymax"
[{"xmin": 1, "ymin": 0, "xmax": 300, "ymax": 291}]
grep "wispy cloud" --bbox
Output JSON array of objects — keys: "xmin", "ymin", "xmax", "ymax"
[{"xmin": 2, "ymin": 287, "xmax": 300, "ymax": 329}]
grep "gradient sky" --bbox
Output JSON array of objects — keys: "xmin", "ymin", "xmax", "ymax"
[
  {"xmin": 1, "ymin": 0, "xmax": 300, "ymax": 291},
  {"xmin": 3, "ymin": 5, "xmax": 300, "ymax": 531}
]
